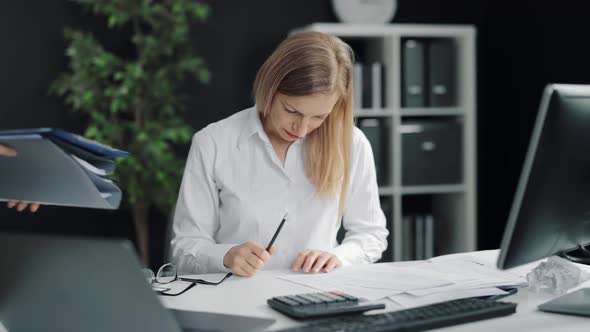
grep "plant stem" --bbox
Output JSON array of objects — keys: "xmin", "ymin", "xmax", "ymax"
[{"xmin": 133, "ymin": 200, "xmax": 150, "ymax": 266}]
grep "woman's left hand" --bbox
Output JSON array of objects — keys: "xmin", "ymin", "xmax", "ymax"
[
  {"xmin": 291, "ymin": 250, "xmax": 342, "ymax": 273},
  {"xmin": 7, "ymin": 201, "xmax": 40, "ymax": 212}
]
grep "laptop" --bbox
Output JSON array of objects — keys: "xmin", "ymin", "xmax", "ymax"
[{"xmin": 0, "ymin": 233, "xmax": 274, "ymax": 332}]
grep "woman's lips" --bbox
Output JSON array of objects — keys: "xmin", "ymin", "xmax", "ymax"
[{"xmin": 285, "ymin": 130, "xmax": 299, "ymax": 139}]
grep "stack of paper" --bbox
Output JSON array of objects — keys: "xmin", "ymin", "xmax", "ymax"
[
  {"xmin": 0, "ymin": 128, "xmax": 128, "ymax": 209},
  {"xmin": 279, "ymin": 254, "xmax": 526, "ymax": 307}
]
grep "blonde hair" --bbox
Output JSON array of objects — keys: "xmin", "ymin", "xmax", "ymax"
[{"xmin": 253, "ymin": 31, "xmax": 355, "ymax": 216}]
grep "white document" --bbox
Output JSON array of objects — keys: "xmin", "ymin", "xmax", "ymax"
[
  {"xmin": 389, "ymin": 287, "xmax": 507, "ymax": 308},
  {"xmin": 278, "ymin": 254, "xmax": 528, "ymax": 301},
  {"xmin": 279, "ymin": 264, "xmax": 453, "ymax": 301},
  {"xmin": 406, "ymin": 258, "xmax": 526, "ymax": 296},
  {"xmin": 70, "ymin": 154, "xmax": 107, "ymax": 176}
]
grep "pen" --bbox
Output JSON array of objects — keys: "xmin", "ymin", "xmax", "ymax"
[{"xmin": 266, "ymin": 213, "xmax": 288, "ymax": 251}]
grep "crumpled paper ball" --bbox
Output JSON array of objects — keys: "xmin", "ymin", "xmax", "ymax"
[{"xmin": 527, "ymin": 255, "xmax": 590, "ymax": 294}]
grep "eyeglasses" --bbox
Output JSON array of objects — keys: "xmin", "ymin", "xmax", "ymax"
[{"xmin": 142, "ymin": 263, "xmax": 232, "ymax": 296}]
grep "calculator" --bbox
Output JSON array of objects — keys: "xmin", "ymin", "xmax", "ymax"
[{"xmin": 267, "ymin": 291, "xmax": 385, "ymax": 319}]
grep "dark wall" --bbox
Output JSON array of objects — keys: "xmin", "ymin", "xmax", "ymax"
[
  {"xmin": 2, "ymin": 0, "xmax": 590, "ymax": 266},
  {"xmin": 477, "ymin": 1, "xmax": 590, "ymax": 248}
]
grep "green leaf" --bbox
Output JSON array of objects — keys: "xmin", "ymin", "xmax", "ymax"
[
  {"xmin": 193, "ymin": 3, "xmax": 210, "ymax": 21},
  {"xmin": 85, "ymin": 125, "xmax": 99, "ymax": 139},
  {"xmin": 198, "ymin": 68, "xmax": 210, "ymax": 84}
]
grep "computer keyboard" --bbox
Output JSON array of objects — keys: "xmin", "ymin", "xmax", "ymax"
[
  {"xmin": 275, "ymin": 297, "xmax": 517, "ymax": 332},
  {"xmin": 268, "ymin": 291, "xmax": 386, "ymax": 319}
]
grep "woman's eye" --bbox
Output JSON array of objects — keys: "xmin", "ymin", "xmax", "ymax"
[{"xmin": 285, "ymin": 108, "xmax": 297, "ymax": 114}]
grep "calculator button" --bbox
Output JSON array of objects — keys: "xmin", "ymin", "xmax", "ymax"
[
  {"xmin": 286, "ymin": 295, "xmax": 312, "ymax": 305},
  {"xmin": 297, "ymin": 294, "xmax": 324, "ymax": 304},
  {"xmin": 273, "ymin": 296, "xmax": 301, "ymax": 306},
  {"xmin": 322, "ymin": 293, "xmax": 346, "ymax": 302},
  {"xmin": 313, "ymin": 293, "xmax": 339, "ymax": 303},
  {"xmin": 330, "ymin": 291, "xmax": 358, "ymax": 301}
]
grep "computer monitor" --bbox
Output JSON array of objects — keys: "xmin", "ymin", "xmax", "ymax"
[
  {"xmin": 0, "ymin": 233, "xmax": 182, "ymax": 332},
  {"xmin": 0, "ymin": 233, "xmax": 275, "ymax": 332},
  {"xmin": 497, "ymin": 84, "xmax": 590, "ymax": 270}
]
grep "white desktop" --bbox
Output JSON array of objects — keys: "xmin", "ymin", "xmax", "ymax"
[{"xmin": 160, "ymin": 250, "xmax": 590, "ymax": 331}]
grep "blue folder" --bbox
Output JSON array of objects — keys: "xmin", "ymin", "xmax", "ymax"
[
  {"xmin": 0, "ymin": 128, "xmax": 129, "ymax": 209},
  {"xmin": 0, "ymin": 128, "xmax": 129, "ymax": 157}
]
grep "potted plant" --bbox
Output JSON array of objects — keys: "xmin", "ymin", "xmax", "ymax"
[{"xmin": 51, "ymin": 0, "xmax": 211, "ymax": 265}]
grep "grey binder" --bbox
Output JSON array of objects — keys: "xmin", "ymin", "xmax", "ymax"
[
  {"xmin": 371, "ymin": 62, "xmax": 385, "ymax": 109},
  {"xmin": 402, "ymin": 39, "xmax": 426, "ymax": 107},
  {"xmin": 0, "ymin": 132, "xmax": 125, "ymax": 209},
  {"xmin": 358, "ymin": 118, "xmax": 388, "ymax": 186},
  {"xmin": 428, "ymin": 39, "xmax": 456, "ymax": 107}
]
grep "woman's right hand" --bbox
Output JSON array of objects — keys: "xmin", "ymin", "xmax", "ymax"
[
  {"xmin": 223, "ymin": 241, "xmax": 276, "ymax": 277},
  {"xmin": 0, "ymin": 144, "xmax": 17, "ymax": 157}
]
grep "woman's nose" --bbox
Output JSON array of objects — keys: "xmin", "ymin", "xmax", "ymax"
[{"xmin": 293, "ymin": 118, "xmax": 309, "ymax": 137}]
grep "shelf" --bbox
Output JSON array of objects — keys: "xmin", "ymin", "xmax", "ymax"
[
  {"xmin": 378, "ymin": 186, "xmax": 395, "ymax": 196},
  {"xmin": 294, "ymin": 22, "xmax": 477, "ymax": 261},
  {"xmin": 399, "ymin": 184, "xmax": 466, "ymax": 195},
  {"xmin": 355, "ymin": 108, "xmax": 394, "ymax": 117},
  {"xmin": 296, "ymin": 23, "xmax": 475, "ymax": 39},
  {"xmin": 294, "ymin": 23, "xmax": 392, "ymax": 37},
  {"xmin": 380, "ymin": 185, "xmax": 466, "ymax": 195},
  {"xmin": 400, "ymin": 107, "xmax": 465, "ymax": 117}
]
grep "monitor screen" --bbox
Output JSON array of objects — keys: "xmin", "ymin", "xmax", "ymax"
[{"xmin": 497, "ymin": 84, "xmax": 590, "ymax": 270}]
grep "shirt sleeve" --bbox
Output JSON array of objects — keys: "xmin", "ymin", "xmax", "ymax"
[
  {"xmin": 330, "ymin": 128, "xmax": 389, "ymax": 265},
  {"xmin": 170, "ymin": 130, "xmax": 236, "ymax": 274}
]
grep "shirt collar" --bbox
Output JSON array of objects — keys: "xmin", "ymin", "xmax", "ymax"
[
  {"xmin": 237, "ymin": 106, "xmax": 304, "ymax": 150},
  {"xmin": 238, "ymin": 106, "xmax": 269, "ymax": 149}
]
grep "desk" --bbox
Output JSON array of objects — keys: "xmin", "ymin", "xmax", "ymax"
[{"xmin": 161, "ymin": 250, "xmax": 590, "ymax": 331}]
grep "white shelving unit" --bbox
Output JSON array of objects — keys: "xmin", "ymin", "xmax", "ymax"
[{"xmin": 295, "ymin": 23, "xmax": 477, "ymax": 261}]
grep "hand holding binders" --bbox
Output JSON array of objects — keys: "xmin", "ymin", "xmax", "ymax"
[{"xmin": 0, "ymin": 128, "xmax": 129, "ymax": 209}]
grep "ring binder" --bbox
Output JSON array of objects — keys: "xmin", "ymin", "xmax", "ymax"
[{"xmin": 0, "ymin": 128, "xmax": 129, "ymax": 209}]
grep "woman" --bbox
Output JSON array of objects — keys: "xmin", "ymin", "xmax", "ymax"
[{"xmin": 171, "ymin": 31, "xmax": 387, "ymax": 277}]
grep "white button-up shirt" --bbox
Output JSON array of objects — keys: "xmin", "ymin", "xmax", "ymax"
[{"xmin": 171, "ymin": 106, "xmax": 388, "ymax": 274}]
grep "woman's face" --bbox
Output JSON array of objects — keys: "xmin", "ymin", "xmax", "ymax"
[{"xmin": 263, "ymin": 92, "xmax": 340, "ymax": 144}]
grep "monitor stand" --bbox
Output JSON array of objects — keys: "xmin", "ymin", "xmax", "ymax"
[
  {"xmin": 538, "ymin": 288, "xmax": 590, "ymax": 317},
  {"xmin": 539, "ymin": 244, "xmax": 590, "ymax": 317},
  {"xmin": 561, "ymin": 244, "xmax": 590, "ymax": 265}
]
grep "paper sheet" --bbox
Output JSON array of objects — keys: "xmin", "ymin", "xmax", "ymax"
[
  {"xmin": 279, "ymin": 264, "xmax": 454, "ymax": 300},
  {"xmin": 405, "ymin": 258, "xmax": 525, "ymax": 296},
  {"xmin": 71, "ymin": 154, "xmax": 107, "ymax": 176},
  {"xmin": 279, "ymin": 256, "xmax": 527, "ymax": 301},
  {"xmin": 389, "ymin": 287, "xmax": 507, "ymax": 308}
]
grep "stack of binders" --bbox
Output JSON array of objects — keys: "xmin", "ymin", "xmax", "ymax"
[
  {"xmin": 402, "ymin": 38, "xmax": 456, "ymax": 107},
  {"xmin": 353, "ymin": 62, "xmax": 386, "ymax": 110},
  {"xmin": 0, "ymin": 128, "xmax": 129, "ymax": 209},
  {"xmin": 354, "ymin": 61, "xmax": 389, "ymax": 186},
  {"xmin": 403, "ymin": 213, "xmax": 435, "ymax": 261}
]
